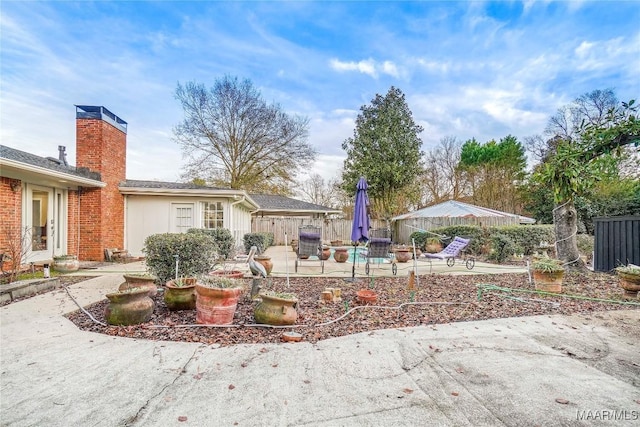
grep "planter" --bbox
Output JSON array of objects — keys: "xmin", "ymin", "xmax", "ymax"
[
  {"xmin": 333, "ymin": 247, "xmax": 349, "ymax": 263},
  {"xmin": 164, "ymin": 278, "xmax": 196, "ymax": 310},
  {"xmin": 121, "ymin": 274, "xmax": 157, "ymax": 297},
  {"xmin": 394, "ymin": 249, "xmax": 411, "ymax": 263},
  {"xmin": 330, "ymin": 240, "xmax": 343, "ymax": 247},
  {"xmin": 254, "ymin": 256, "xmax": 273, "ymax": 275},
  {"xmin": 254, "ymin": 293, "xmax": 298, "ymax": 326},
  {"xmin": 195, "ymin": 284, "xmax": 244, "ymax": 324},
  {"xmin": 320, "ymin": 246, "xmax": 331, "ymax": 261},
  {"xmin": 617, "ymin": 271, "xmax": 640, "ymax": 299},
  {"xmin": 356, "ymin": 289, "xmax": 378, "ymax": 304},
  {"xmin": 290, "ymin": 239, "xmax": 298, "ymax": 253},
  {"xmin": 424, "ymin": 242, "xmax": 442, "ymax": 254},
  {"xmin": 209, "ymin": 270, "xmax": 245, "ymax": 279},
  {"xmin": 532, "ymin": 270, "xmax": 564, "ymax": 293},
  {"xmin": 104, "ymin": 287, "xmax": 154, "ymax": 325},
  {"xmin": 52, "ymin": 256, "xmax": 80, "ymax": 273}
]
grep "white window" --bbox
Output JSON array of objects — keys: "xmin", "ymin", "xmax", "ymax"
[{"xmin": 202, "ymin": 201, "xmax": 224, "ymax": 229}]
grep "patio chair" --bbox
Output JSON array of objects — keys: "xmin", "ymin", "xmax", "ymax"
[
  {"xmin": 295, "ymin": 225, "xmax": 324, "ymax": 273},
  {"xmin": 362, "ymin": 228, "xmax": 397, "ymax": 275},
  {"xmin": 422, "ymin": 236, "xmax": 475, "ymax": 273}
]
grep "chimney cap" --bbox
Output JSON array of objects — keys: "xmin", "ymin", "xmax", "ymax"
[{"xmin": 75, "ymin": 105, "xmax": 127, "ymax": 134}]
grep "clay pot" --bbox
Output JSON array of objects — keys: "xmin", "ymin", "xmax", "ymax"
[
  {"xmin": 52, "ymin": 256, "xmax": 80, "ymax": 273},
  {"xmin": 254, "ymin": 293, "xmax": 298, "ymax": 326},
  {"xmin": 395, "ymin": 249, "xmax": 411, "ymax": 263},
  {"xmin": 532, "ymin": 270, "xmax": 564, "ymax": 293},
  {"xmin": 333, "ymin": 247, "xmax": 349, "ymax": 263},
  {"xmin": 254, "ymin": 256, "xmax": 273, "ymax": 275},
  {"xmin": 320, "ymin": 246, "xmax": 331, "ymax": 261},
  {"xmin": 282, "ymin": 331, "xmax": 303, "ymax": 342},
  {"xmin": 330, "ymin": 240, "xmax": 343, "ymax": 247},
  {"xmin": 120, "ymin": 274, "xmax": 157, "ymax": 297},
  {"xmin": 195, "ymin": 284, "xmax": 244, "ymax": 324},
  {"xmin": 618, "ymin": 272, "xmax": 640, "ymax": 299},
  {"xmin": 164, "ymin": 278, "xmax": 197, "ymax": 310},
  {"xmin": 356, "ymin": 289, "xmax": 378, "ymax": 304},
  {"xmin": 104, "ymin": 287, "xmax": 154, "ymax": 326},
  {"xmin": 209, "ymin": 270, "xmax": 245, "ymax": 279}
]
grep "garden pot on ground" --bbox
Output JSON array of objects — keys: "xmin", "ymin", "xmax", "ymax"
[
  {"xmin": 356, "ymin": 289, "xmax": 378, "ymax": 304},
  {"xmin": 121, "ymin": 274, "xmax": 158, "ymax": 297},
  {"xmin": 617, "ymin": 271, "xmax": 640, "ymax": 299},
  {"xmin": 52, "ymin": 255, "xmax": 80, "ymax": 273},
  {"xmin": 254, "ymin": 293, "xmax": 298, "ymax": 326},
  {"xmin": 333, "ymin": 247, "xmax": 349, "ymax": 263},
  {"xmin": 164, "ymin": 278, "xmax": 197, "ymax": 310},
  {"xmin": 394, "ymin": 249, "xmax": 411, "ymax": 263},
  {"xmin": 254, "ymin": 256, "xmax": 273, "ymax": 275},
  {"xmin": 320, "ymin": 246, "xmax": 331, "ymax": 261},
  {"xmin": 532, "ymin": 270, "xmax": 564, "ymax": 293},
  {"xmin": 104, "ymin": 287, "xmax": 154, "ymax": 326},
  {"xmin": 195, "ymin": 284, "xmax": 244, "ymax": 324}
]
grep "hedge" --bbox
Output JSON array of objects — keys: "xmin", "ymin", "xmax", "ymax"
[
  {"xmin": 143, "ymin": 233, "xmax": 217, "ymax": 284},
  {"xmin": 187, "ymin": 228, "xmax": 235, "ymax": 260},
  {"xmin": 243, "ymin": 232, "xmax": 274, "ymax": 255}
]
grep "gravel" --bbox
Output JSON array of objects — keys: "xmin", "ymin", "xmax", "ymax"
[{"xmin": 66, "ymin": 271, "xmax": 639, "ymax": 346}]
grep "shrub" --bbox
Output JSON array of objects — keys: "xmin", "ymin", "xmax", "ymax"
[
  {"xmin": 491, "ymin": 225, "xmax": 554, "ymax": 255},
  {"xmin": 576, "ymin": 234, "xmax": 594, "ymax": 257},
  {"xmin": 143, "ymin": 233, "xmax": 217, "ymax": 284},
  {"xmin": 487, "ymin": 233, "xmax": 521, "ymax": 263},
  {"xmin": 187, "ymin": 228, "xmax": 235, "ymax": 260},
  {"xmin": 243, "ymin": 232, "xmax": 274, "ymax": 254}
]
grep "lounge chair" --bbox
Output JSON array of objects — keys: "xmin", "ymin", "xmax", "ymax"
[
  {"xmin": 295, "ymin": 225, "xmax": 324, "ymax": 273},
  {"xmin": 422, "ymin": 236, "xmax": 475, "ymax": 273},
  {"xmin": 362, "ymin": 228, "xmax": 397, "ymax": 275}
]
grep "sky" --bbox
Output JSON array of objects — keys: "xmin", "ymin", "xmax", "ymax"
[{"xmin": 1, "ymin": 1, "xmax": 638, "ymax": 186}]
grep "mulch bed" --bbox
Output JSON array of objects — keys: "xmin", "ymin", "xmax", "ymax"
[{"xmin": 66, "ymin": 271, "xmax": 639, "ymax": 346}]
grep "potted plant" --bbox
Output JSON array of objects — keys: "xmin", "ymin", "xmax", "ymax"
[
  {"xmin": 615, "ymin": 264, "xmax": 640, "ymax": 299},
  {"xmin": 120, "ymin": 273, "xmax": 158, "ymax": 297},
  {"xmin": 424, "ymin": 237, "xmax": 442, "ymax": 254},
  {"xmin": 164, "ymin": 277, "xmax": 197, "ymax": 310},
  {"xmin": 52, "ymin": 254, "xmax": 80, "ymax": 273},
  {"xmin": 104, "ymin": 287, "xmax": 154, "ymax": 326},
  {"xmin": 195, "ymin": 275, "xmax": 245, "ymax": 324},
  {"xmin": 394, "ymin": 245, "xmax": 412, "ymax": 263},
  {"xmin": 532, "ymin": 258, "xmax": 565, "ymax": 293},
  {"xmin": 253, "ymin": 254, "xmax": 273, "ymax": 275},
  {"xmin": 254, "ymin": 291, "xmax": 298, "ymax": 326}
]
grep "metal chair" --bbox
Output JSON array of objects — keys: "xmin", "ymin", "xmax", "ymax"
[{"xmin": 295, "ymin": 225, "xmax": 324, "ymax": 273}]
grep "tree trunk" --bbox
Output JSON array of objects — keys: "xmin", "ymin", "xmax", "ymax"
[{"xmin": 553, "ymin": 199, "xmax": 586, "ymax": 271}]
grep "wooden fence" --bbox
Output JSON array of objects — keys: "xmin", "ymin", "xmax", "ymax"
[{"xmin": 252, "ymin": 215, "xmax": 521, "ymax": 245}]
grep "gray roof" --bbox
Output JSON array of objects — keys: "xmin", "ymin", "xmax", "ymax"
[
  {"xmin": 120, "ymin": 179, "xmax": 228, "ymax": 190},
  {"xmin": 0, "ymin": 145, "xmax": 101, "ymax": 181},
  {"xmin": 393, "ymin": 200, "xmax": 536, "ymax": 224},
  {"xmin": 249, "ymin": 193, "xmax": 340, "ymax": 214}
]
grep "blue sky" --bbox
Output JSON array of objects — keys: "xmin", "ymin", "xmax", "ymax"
[{"xmin": 1, "ymin": 1, "xmax": 638, "ymax": 184}]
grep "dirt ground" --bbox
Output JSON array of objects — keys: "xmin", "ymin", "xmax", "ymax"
[{"xmin": 66, "ymin": 271, "xmax": 640, "ymax": 346}]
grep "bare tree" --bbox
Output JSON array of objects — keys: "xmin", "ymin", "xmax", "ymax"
[
  {"xmin": 298, "ymin": 173, "xmax": 339, "ymax": 207},
  {"xmin": 1, "ymin": 225, "xmax": 31, "ymax": 283},
  {"xmin": 420, "ymin": 136, "xmax": 469, "ymax": 206},
  {"xmin": 173, "ymin": 76, "xmax": 317, "ymax": 194}
]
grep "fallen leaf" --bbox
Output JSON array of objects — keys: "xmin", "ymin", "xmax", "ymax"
[
  {"xmin": 178, "ymin": 416, "xmax": 187, "ymax": 422},
  {"xmin": 193, "ymin": 373, "xmax": 203, "ymax": 380},
  {"xmin": 455, "ymin": 367, "xmax": 464, "ymax": 373},
  {"xmin": 303, "ymin": 380, "xmax": 311, "ymax": 384},
  {"xmin": 555, "ymin": 398, "xmax": 569, "ymax": 404},
  {"xmin": 451, "ymin": 392, "xmax": 459, "ymax": 397},
  {"xmin": 260, "ymin": 348, "xmax": 268, "ymax": 353},
  {"xmin": 228, "ymin": 384, "xmax": 235, "ymax": 390},
  {"xmin": 241, "ymin": 362, "xmax": 248, "ymax": 368},
  {"xmin": 403, "ymin": 388, "xmax": 414, "ymax": 394},
  {"xmin": 272, "ymin": 364, "xmax": 278, "ymax": 368}
]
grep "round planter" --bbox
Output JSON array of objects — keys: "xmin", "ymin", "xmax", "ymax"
[
  {"xmin": 532, "ymin": 270, "xmax": 564, "ymax": 293},
  {"xmin": 121, "ymin": 274, "xmax": 157, "ymax": 297},
  {"xmin": 424, "ymin": 242, "xmax": 442, "ymax": 254},
  {"xmin": 52, "ymin": 256, "xmax": 80, "ymax": 273},
  {"xmin": 209, "ymin": 270, "xmax": 245, "ymax": 279},
  {"xmin": 356, "ymin": 289, "xmax": 378, "ymax": 304},
  {"xmin": 195, "ymin": 284, "xmax": 244, "ymax": 324},
  {"xmin": 333, "ymin": 247, "xmax": 349, "ymax": 263},
  {"xmin": 320, "ymin": 247, "xmax": 331, "ymax": 261},
  {"xmin": 395, "ymin": 249, "xmax": 411, "ymax": 263},
  {"xmin": 618, "ymin": 272, "xmax": 640, "ymax": 299},
  {"xmin": 104, "ymin": 287, "xmax": 154, "ymax": 326},
  {"xmin": 254, "ymin": 294, "xmax": 298, "ymax": 326},
  {"xmin": 330, "ymin": 240, "xmax": 343, "ymax": 247},
  {"xmin": 254, "ymin": 256, "xmax": 273, "ymax": 275},
  {"xmin": 164, "ymin": 279, "xmax": 197, "ymax": 310}
]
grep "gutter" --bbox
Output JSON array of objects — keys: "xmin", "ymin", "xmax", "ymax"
[{"xmin": 0, "ymin": 158, "xmax": 105, "ymax": 187}]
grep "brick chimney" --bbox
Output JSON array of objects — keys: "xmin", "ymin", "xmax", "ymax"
[{"xmin": 75, "ymin": 106, "xmax": 127, "ymax": 260}]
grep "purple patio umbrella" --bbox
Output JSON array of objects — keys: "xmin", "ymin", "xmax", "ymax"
[{"xmin": 348, "ymin": 177, "xmax": 370, "ymax": 280}]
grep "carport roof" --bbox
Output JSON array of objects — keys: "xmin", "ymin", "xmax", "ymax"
[{"xmin": 393, "ymin": 200, "xmax": 535, "ymax": 224}]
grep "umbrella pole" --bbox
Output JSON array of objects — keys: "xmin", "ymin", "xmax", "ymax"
[{"xmin": 351, "ymin": 241, "xmax": 356, "ymax": 279}]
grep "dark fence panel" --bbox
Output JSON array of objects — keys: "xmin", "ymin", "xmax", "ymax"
[{"xmin": 593, "ymin": 216, "xmax": 640, "ymax": 272}]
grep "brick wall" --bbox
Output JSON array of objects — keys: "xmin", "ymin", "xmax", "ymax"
[
  {"xmin": 76, "ymin": 116, "xmax": 126, "ymax": 260},
  {"xmin": 67, "ymin": 190, "xmax": 79, "ymax": 257},
  {"xmin": 0, "ymin": 177, "xmax": 23, "ymax": 271}
]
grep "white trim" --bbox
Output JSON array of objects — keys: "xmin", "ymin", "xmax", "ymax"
[{"xmin": 0, "ymin": 158, "xmax": 105, "ymax": 187}]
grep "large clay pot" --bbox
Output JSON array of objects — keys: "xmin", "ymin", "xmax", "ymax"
[
  {"xmin": 105, "ymin": 287, "xmax": 154, "ymax": 325},
  {"xmin": 395, "ymin": 249, "xmax": 411, "ymax": 263},
  {"xmin": 195, "ymin": 284, "xmax": 244, "ymax": 324},
  {"xmin": 52, "ymin": 256, "xmax": 80, "ymax": 273},
  {"xmin": 533, "ymin": 270, "xmax": 564, "ymax": 293},
  {"xmin": 356, "ymin": 289, "xmax": 378, "ymax": 304},
  {"xmin": 320, "ymin": 246, "xmax": 331, "ymax": 261},
  {"xmin": 333, "ymin": 247, "xmax": 349, "ymax": 263},
  {"xmin": 121, "ymin": 274, "xmax": 157, "ymax": 297},
  {"xmin": 254, "ymin": 293, "xmax": 298, "ymax": 326},
  {"xmin": 618, "ymin": 272, "xmax": 640, "ymax": 299},
  {"xmin": 209, "ymin": 270, "xmax": 245, "ymax": 279},
  {"xmin": 254, "ymin": 256, "xmax": 273, "ymax": 275},
  {"xmin": 164, "ymin": 279, "xmax": 197, "ymax": 310}
]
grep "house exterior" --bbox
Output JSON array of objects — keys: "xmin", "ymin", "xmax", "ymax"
[{"xmin": 1, "ymin": 105, "xmax": 336, "ymax": 265}]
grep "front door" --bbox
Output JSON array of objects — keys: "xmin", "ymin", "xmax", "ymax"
[{"xmin": 25, "ymin": 185, "xmax": 53, "ymax": 262}]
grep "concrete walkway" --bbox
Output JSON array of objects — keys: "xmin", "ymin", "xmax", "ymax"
[{"xmin": 1, "ymin": 257, "xmax": 639, "ymax": 426}]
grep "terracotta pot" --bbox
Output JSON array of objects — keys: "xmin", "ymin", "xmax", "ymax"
[
  {"xmin": 618, "ymin": 272, "xmax": 640, "ymax": 299},
  {"xmin": 356, "ymin": 289, "xmax": 378, "ymax": 304},
  {"xmin": 330, "ymin": 240, "xmax": 343, "ymax": 247},
  {"xmin": 254, "ymin": 293, "xmax": 298, "ymax": 326},
  {"xmin": 532, "ymin": 270, "xmax": 564, "ymax": 293},
  {"xmin": 333, "ymin": 247, "xmax": 349, "ymax": 263},
  {"xmin": 209, "ymin": 270, "xmax": 245, "ymax": 279},
  {"xmin": 320, "ymin": 246, "xmax": 331, "ymax": 261},
  {"xmin": 254, "ymin": 256, "xmax": 273, "ymax": 275},
  {"xmin": 104, "ymin": 287, "xmax": 154, "ymax": 326},
  {"xmin": 195, "ymin": 284, "xmax": 244, "ymax": 324},
  {"xmin": 121, "ymin": 274, "xmax": 157, "ymax": 297},
  {"xmin": 395, "ymin": 249, "xmax": 411, "ymax": 263},
  {"xmin": 424, "ymin": 243, "xmax": 442, "ymax": 254},
  {"xmin": 164, "ymin": 279, "xmax": 196, "ymax": 310},
  {"xmin": 52, "ymin": 256, "xmax": 80, "ymax": 273}
]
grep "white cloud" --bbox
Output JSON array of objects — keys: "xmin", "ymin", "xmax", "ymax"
[{"xmin": 329, "ymin": 58, "xmax": 401, "ymax": 79}]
